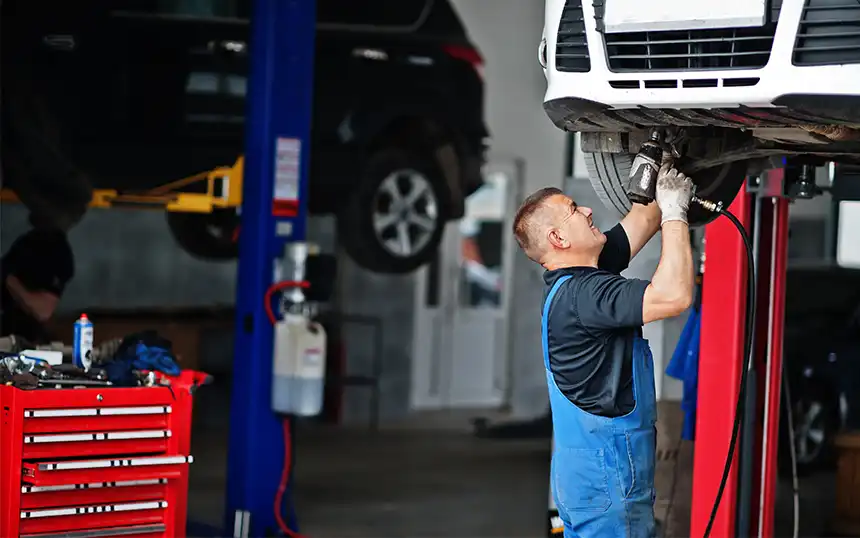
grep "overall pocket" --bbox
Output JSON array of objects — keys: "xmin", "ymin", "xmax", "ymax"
[
  {"xmin": 618, "ymin": 428, "xmax": 657, "ymax": 503},
  {"xmin": 552, "ymin": 448, "xmax": 611, "ymax": 513}
]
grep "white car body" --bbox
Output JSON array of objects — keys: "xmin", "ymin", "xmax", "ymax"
[{"xmin": 541, "ymin": 0, "xmax": 860, "ymax": 133}]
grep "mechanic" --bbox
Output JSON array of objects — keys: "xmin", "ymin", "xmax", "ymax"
[
  {"xmin": 512, "ymin": 155, "xmax": 694, "ymax": 537},
  {"xmin": 0, "ymin": 227, "xmax": 75, "ymax": 344}
]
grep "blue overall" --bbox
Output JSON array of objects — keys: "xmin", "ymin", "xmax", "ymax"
[{"xmin": 543, "ymin": 275, "xmax": 657, "ymax": 538}]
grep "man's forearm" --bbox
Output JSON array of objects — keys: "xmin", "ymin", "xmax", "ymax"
[
  {"xmin": 642, "ymin": 158, "xmax": 694, "ymax": 323},
  {"xmin": 651, "ymin": 221, "xmax": 694, "ymax": 308},
  {"xmin": 621, "ymin": 202, "xmax": 662, "ymax": 260},
  {"xmin": 640, "ymin": 220, "xmax": 693, "ymax": 324}
]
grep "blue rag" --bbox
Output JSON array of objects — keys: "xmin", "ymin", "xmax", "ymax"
[
  {"xmin": 102, "ymin": 341, "xmax": 181, "ymax": 386},
  {"xmin": 666, "ymin": 306, "xmax": 701, "ymax": 441}
]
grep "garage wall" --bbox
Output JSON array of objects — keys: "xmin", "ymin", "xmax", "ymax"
[{"xmin": 1, "ymin": 205, "xmax": 239, "ymax": 311}]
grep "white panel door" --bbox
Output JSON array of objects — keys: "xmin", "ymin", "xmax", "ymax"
[
  {"xmin": 411, "ymin": 158, "xmax": 523, "ymax": 410},
  {"xmin": 410, "ymin": 223, "xmax": 459, "ymax": 410}
]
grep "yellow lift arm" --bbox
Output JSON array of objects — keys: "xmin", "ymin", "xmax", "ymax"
[{"xmin": 0, "ymin": 156, "xmax": 244, "ymax": 214}]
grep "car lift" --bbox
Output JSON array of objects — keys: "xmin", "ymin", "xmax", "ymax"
[
  {"xmin": 0, "ymin": 157, "xmax": 243, "ymax": 214},
  {"xmin": 223, "ymin": 0, "xmax": 316, "ymax": 537},
  {"xmin": 692, "ymin": 167, "xmax": 796, "ymax": 538}
]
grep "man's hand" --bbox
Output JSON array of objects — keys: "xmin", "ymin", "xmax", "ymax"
[{"xmin": 655, "ymin": 157, "xmax": 694, "ymax": 226}]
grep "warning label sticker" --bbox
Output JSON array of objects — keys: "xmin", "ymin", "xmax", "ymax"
[{"xmin": 273, "ymin": 137, "xmax": 301, "ymax": 217}]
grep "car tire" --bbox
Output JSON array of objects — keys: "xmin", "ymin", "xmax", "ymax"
[
  {"xmin": 779, "ymin": 386, "xmax": 841, "ymax": 478},
  {"xmin": 166, "ymin": 209, "xmax": 240, "ymax": 261},
  {"xmin": 583, "ymin": 151, "xmax": 747, "ymax": 227},
  {"xmin": 337, "ymin": 148, "xmax": 449, "ymax": 274}
]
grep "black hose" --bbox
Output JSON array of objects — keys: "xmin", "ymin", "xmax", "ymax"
[{"xmin": 702, "ymin": 207, "xmax": 757, "ymax": 538}]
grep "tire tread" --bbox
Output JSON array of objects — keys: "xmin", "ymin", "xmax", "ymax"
[{"xmin": 583, "ymin": 151, "xmax": 633, "ymax": 219}]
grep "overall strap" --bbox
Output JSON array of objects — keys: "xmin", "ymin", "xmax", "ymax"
[{"xmin": 541, "ymin": 275, "xmax": 573, "ymax": 370}]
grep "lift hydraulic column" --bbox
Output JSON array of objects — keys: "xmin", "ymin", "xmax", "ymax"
[
  {"xmin": 225, "ymin": 0, "xmax": 316, "ymax": 536},
  {"xmin": 691, "ymin": 166, "xmax": 813, "ymax": 538}
]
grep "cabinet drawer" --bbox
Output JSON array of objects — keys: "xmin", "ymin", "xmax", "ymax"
[
  {"xmin": 21, "ymin": 479, "xmax": 168, "ymax": 510},
  {"xmin": 23, "ymin": 406, "xmax": 172, "ymax": 435},
  {"xmin": 19, "ymin": 500, "xmax": 168, "ymax": 535},
  {"xmin": 23, "ymin": 455, "xmax": 192, "ymax": 487},
  {"xmin": 23, "ymin": 430, "xmax": 172, "ymax": 459},
  {"xmin": 20, "ymin": 523, "xmax": 166, "ymax": 538}
]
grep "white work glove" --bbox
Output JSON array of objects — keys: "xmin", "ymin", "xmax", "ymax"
[{"xmin": 656, "ymin": 154, "xmax": 694, "ymax": 226}]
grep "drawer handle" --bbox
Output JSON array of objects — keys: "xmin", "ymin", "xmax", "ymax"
[
  {"xmin": 23, "ymin": 478, "xmax": 168, "ymax": 494},
  {"xmin": 37, "ymin": 454, "xmax": 193, "ymax": 472},
  {"xmin": 20, "ymin": 523, "xmax": 166, "ymax": 538},
  {"xmin": 25, "ymin": 406, "xmax": 172, "ymax": 418},
  {"xmin": 25, "ymin": 430, "xmax": 171, "ymax": 444},
  {"xmin": 21, "ymin": 500, "xmax": 167, "ymax": 519}
]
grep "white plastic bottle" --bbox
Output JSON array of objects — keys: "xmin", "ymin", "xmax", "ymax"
[{"xmin": 271, "ymin": 314, "xmax": 327, "ymax": 417}]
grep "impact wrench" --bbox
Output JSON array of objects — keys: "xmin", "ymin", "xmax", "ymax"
[{"xmin": 627, "ymin": 130, "xmax": 756, "ymax": 538}]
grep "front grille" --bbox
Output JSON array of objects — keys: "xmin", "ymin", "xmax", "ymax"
[
  {"xmin": 793, "ymin": 0, "xmax": 860, "ymax": 66},
  {"xmin": 555, "ymin": 0, "xmax": 590, "ymax": 72},
  {"xmin": 607, "ymin": 77, "xmax": 760, "ymax": 89},
  {"xmin": 604, "ymin": 2, "xmax": 782, "ymax": 72}
]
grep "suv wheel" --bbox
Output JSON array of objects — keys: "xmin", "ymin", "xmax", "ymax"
[
  {"xmin": 584, "ymin": 150, "xmax": 747, "ymax": 227},
  {"xmin": 166, "ymin": 209, "xmax": 240, "ymax": 261},
  {"xmin": 338, "ymin": 148, "xmax": 448, "ymax": 274}
]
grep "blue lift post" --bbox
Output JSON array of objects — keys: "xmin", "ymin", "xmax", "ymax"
[{"xmin": 225, "ymin": 0, "xmax": 316, "ymax": 536}]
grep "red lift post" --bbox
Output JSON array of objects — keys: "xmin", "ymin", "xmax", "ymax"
[{"xmin": 691, "ymin": 170, "xmax": 791, "ymax": 538}]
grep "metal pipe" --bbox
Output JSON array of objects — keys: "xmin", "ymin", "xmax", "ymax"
[{"xmin": 757, "ymin": 198, "xmax": 780, "ymax": 537}]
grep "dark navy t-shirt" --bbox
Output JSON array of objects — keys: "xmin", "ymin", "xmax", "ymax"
[{"xmin": 542, "ymin": 224, "xmax": 650, "ymax": 417}]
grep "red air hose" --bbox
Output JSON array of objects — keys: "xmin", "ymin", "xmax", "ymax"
[
  {"xmin": 275, "ymin": 418, "xmax": 306, "ymax": 538},
  {"xmin": 265, "ymin": 281, "xmax": 310, "ymax": 538}
]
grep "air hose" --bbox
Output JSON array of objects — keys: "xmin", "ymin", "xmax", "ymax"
[
  {"xmin": 691, "ymin": 197, "xmax": 757, "ymax": 538},
  {"xmin": 265, "ymin": 281, "xmax": 310, "ymax": 538}
]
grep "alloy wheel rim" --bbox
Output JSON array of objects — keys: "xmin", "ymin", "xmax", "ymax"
[
  {"xmin": 794, "ymin": 401, "xmax": 826, "ymax": 464},
  {"xmin": 371, "ymin": 169, "xmax": 439, "ymax": 258}
]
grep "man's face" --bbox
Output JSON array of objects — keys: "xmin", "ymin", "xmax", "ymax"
[{"xmin": 546, "ymin": 194, "xmax": 606, "ymax": 253}]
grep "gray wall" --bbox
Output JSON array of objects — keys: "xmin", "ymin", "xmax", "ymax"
[{"xmin": 1, "ymin": 205, "xmax": 237, "ymax": 312}]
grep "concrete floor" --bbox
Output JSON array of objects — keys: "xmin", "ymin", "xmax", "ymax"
[
  {"xmin": 187, "ymin": 407, "xmax": 839, "ymax": 538},
  {"xmin": 188, "ymin": 411, "xmax": 550, "ymax": 537}
]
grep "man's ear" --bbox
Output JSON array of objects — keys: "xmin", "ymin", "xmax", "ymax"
[{"xmin": 546, "ymin": 228, "xmax": 567, "ymax": 249}]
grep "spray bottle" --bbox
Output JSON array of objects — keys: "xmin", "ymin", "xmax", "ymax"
[{"xmin": 73, "ymin": 313, "xmax": 94, "ymax": 371}]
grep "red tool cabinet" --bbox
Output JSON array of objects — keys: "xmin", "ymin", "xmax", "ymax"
[{"xmin": 1, "ymin": 371, "xmax": 207, "ymax": 538}]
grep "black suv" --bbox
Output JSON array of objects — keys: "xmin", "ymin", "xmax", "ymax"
[{"xmin": 1, "ymin": 0, "xmax": 488, "ymax": 273}]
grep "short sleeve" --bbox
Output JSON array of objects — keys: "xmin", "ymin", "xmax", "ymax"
[
  {"xmin": 576, "ymin": 272, "xmax": 649, "ymax": 331},
  {"xmin": 598, "ymin": 224, "xmax": 631, "ymax": 274}
]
